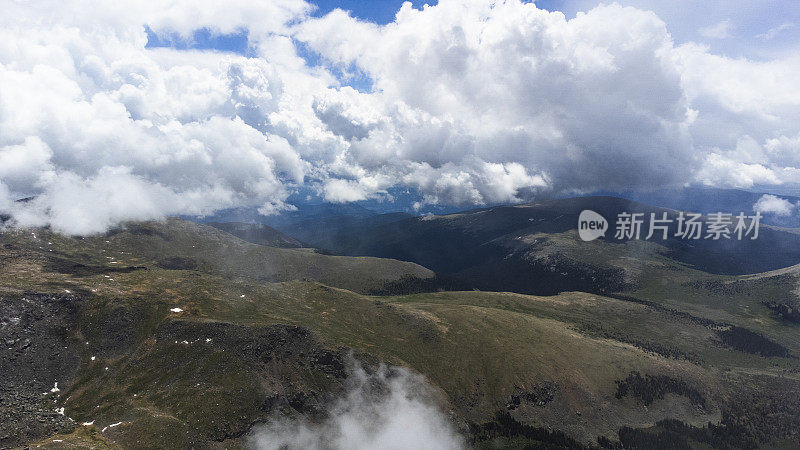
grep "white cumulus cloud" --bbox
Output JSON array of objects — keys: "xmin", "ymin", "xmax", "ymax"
[
  {"xmin": 753, "ymin": 194, "xmax": 796, "ymax": 216},
  {"xmin": 1, "ymin": 0, "xmax": 800, "ymax": 234}
]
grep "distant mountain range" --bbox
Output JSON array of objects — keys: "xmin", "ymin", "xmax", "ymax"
[
  {"xmin": 5, "ymin": 198, "xmax": 800, "ymax": 448},
  {"xmin": 200, "ymin": 193, "xmax": 800, "ymax": 301},
  {"xmin": 195, "ymin": 186, "xmax": 800, "ymax": 240},
  {"xmin": 611, "ymin": 187, "xmax": 800, "ymax": 227},
  {"xmin": 249, "ymin": 196, "xmax": 800, "ymax": 294},
  {"xmin": 205, "ymin": 222, "xmax": 306, "ymax": 248}
]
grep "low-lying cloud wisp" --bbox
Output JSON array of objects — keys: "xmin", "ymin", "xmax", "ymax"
[{"xmin": 249, "ymin": 362, "xmax": 464, "ymax": 450}]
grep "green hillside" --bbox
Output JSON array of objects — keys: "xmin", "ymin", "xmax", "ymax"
[
  {"xmin": 300, "ymin": 197, "xmax": 800, "ymax": 294},
  {"xmin": 3, "ymin": 216, "xmax": 800, "ymax": 448}
]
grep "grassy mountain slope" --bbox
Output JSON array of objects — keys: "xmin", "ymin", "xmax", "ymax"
[
  {"xmin": 205, "ymin": 222, "xmax": 306, "ymax": 248},
  {"xmin": 3, "ymin": 218, "xmax": 800, "ymax": 448},
  {"xmin": 7, "ymin": 218, "xmax": 432, "ymax": 295},
  {"xmin": 296, "ymin": 196, "xmax": 800, "ymax": 293}
]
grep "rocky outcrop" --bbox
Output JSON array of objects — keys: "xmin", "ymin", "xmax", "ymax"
[{"xmin": 0, "ymin": 293, "xmax": 84, "ymax": 447}]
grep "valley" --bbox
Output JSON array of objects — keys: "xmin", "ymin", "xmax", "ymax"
[{"xmin": 3, "ymin": 197, "xmax": 800, "ymax": 448}]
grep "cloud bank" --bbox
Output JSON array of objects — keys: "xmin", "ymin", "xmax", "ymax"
[
  {"xmin": 1, "ymin": 0, "xmax": 800, "ymax": 233},
  {"xmin": 249, "ymin": 362, "xmax": 464, "ymax": 450},
  {"xmin": 753, "ymin": 194, "xmax": 796, "ymax": 216}
]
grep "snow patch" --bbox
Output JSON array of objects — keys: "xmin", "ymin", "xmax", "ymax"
[{"xmin": 101, "ymin": 421, "xmax": 124, "ymax": 432}]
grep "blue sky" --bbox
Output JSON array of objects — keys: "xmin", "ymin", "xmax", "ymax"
[
  {"xmin": 312, "ymin": 0, "xmax": 800, "ymax": 59},
  {"xmin": 146, "ymin": 1, "xmax": 800, "ymax": 61},
  {"xmin": 310, "ymin": 0, "xmax": 438, "ymax": 24},
  {"xmin": 145, "ymin": 26, "xmax": 254, "ymax": 55},
  {"xmin": 547, "ymin": 0, "xmax": 800, "ymax": 60}
]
